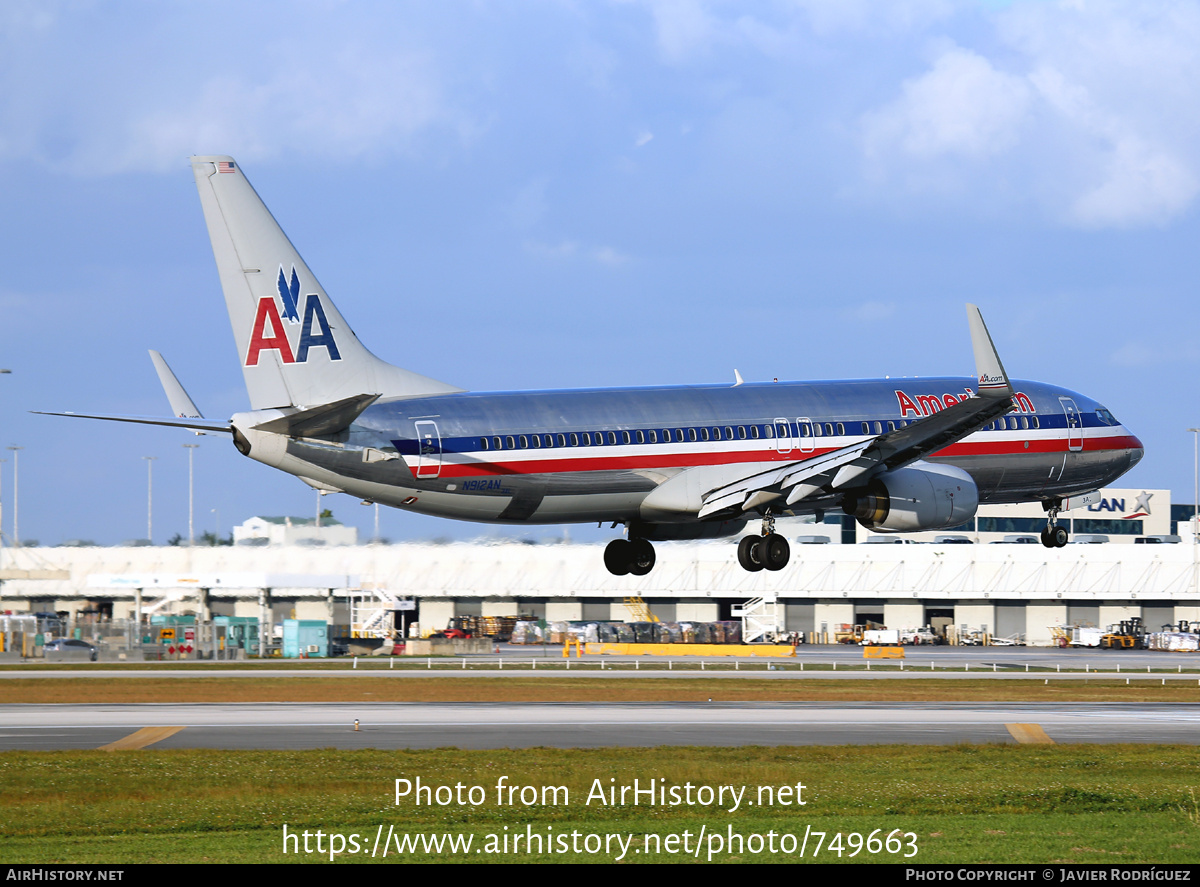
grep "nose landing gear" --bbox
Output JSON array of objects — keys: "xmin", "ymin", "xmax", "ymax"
[
  {"xmin": 1040, "ymin": 503, "xmax": 1069, "ymax": 548},
  {"xmin": 737, "ymin": 514, "xmax": 790, "ymax": 572}
]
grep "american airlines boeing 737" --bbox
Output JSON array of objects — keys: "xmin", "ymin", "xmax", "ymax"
[{"xmin": 43, "ymin": 156, "xmax": 1144, "ymax": 574}]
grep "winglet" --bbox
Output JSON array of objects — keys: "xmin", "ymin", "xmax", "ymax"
[
  {"xmin": 967, "ymin": 304, "xmax": 1013, "ymax": 398},
  {"xmin": 149, "ymin": 350, "xmax": 204, "ymax": 419}
]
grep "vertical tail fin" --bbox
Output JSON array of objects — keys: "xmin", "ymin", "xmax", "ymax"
[{"xmin": 190, "ymin": 155, "xmax": 461, "ymax": 410}]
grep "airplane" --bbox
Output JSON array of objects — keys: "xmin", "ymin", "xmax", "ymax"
[{"xmin": 41, "ymin": 155, "xmax": 1144, "ymax": 574}]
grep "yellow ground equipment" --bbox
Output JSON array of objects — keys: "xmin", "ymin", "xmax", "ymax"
[
  {"xmin": 1100, "ymin": 617, "xmax": 1145, "ymax": 650},
  {"xmin": 623, "ymin": 596, "xmax": 659, "ymax": 623},
  {"xmin": 834, "ymin": 624, "xmax": 864, "ymax": 644},
  {"xmin": 863, "ymin": 646, "xmax": 904, "ymax": 659}
]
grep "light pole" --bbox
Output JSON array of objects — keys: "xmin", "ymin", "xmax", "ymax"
[
  {"xmin": 143, "ymin": 456, "xmax": 157, "ymax": 544},
  {"xmin": 6, "ymin": 447, "xmax": 22, "ymax": 547},
  {"xmin": 0, "ymin": 458, "xmax": 5, "ymax": 553},
  {"xmin": 1189, "ymin": 428, "xmax": 1199, "ymax": 594},
  {"xmin": 183, "ymin": 444, "xmax": 199, "ymax": 546}
]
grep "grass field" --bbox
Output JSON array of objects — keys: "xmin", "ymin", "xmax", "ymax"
[
  {"xmin": 2, "ymin": 745, "xmax": 1198, "ymax": 864},
  {"xmin": 3, "ymin": 673, "xmax": 1198, "ymax": 864},
  {"xmin": 2, "ymin": 676, "xmax": 1199, "ymax": 703}
]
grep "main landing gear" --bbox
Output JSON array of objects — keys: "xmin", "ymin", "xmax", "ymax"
[
  {"xmin": 604, "ymin": 537, "xmax": 656, "ymax": 576},
  {"xmin": 737, "ymin": 515, "xmax": 790, "ymax": 572},
  {"xmin": 1040, "ymin": 503, "xmax": 1069, "ymax": 548}
]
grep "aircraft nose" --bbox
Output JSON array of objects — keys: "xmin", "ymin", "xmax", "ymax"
[{"xmin": 1127, "ymin": 433, "xmax": 1144, "ymax": 469}]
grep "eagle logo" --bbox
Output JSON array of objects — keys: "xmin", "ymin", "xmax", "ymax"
[{"xmin": 277, "ymin": 265, "xmax": 302, "ymax": 323}]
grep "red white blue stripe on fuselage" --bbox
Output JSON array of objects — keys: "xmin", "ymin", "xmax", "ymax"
[{"xmin": 350, "ymin": 376, "xmax": 1141, "ymax": 512}]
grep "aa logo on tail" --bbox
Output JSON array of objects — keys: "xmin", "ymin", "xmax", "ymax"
[
  {"xmin": 277, "ymin": 266, "xmax": 302, "ymax": 323},
  {"xmin": 245, "ymin": 265, "xmax": 343, "ymax": 366}
]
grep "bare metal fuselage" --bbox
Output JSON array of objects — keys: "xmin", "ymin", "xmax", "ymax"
[{"xmin": 237, "ymin": 375, "xmax": 1141, "ymax": 531}]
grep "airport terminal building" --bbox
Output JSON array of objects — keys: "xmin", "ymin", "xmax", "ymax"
[{"xmin": 0, "ymin": 487, "xmax": 1196, "ymax": 648}]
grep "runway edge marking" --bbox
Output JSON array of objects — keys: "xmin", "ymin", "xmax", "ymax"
[
  {"xmin": 99, "ymin": 725, "xmax": 187, "ymax": 750},
  {"xmin": 1005, "ymin": 723, "xmax": 1054, "ymax": 745}
]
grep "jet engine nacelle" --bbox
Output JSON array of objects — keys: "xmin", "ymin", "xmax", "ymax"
[{"xmin": 842, "ymin": 461, "xmax": 978, "ymax": 532}]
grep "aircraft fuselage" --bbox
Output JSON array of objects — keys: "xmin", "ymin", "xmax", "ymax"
[{"xmin": 238, "ymin": 375, "xmax": 1142, "ymax": 530}]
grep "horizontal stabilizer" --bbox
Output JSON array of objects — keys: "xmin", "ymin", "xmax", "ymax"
[
  {"xmin": 251, "ymin": 393, "xmax": 380, "ymax": 438},
  {"xmin": 32, "ymin": 411, "xmax": 232, "ymax": 434}
]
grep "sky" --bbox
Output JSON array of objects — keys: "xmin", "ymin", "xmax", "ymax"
[{"xmin": 1, "ymin": 0, "xmax": 1198, "ymax": 548}]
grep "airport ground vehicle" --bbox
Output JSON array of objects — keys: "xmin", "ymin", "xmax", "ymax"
[
  {"xmin": 430, "ymin": 616, "xmax": 519, "ymax": 641},
  {"xmin": 1100, "ymin": 618, "xmax": 1146, "ymax": 650},
  {"xmin": 42, "ymin": 639, "xmax": 98, "ymax": 661},
  {"xmin": 897, "ymin": 626, "xmax": 939, "ymax": 645}
]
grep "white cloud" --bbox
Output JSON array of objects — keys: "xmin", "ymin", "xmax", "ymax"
[
  {"xmin": 864, "ymin": 47, "xmax": 1031, "ymax": 161},
  {"xmin": 592, "ymin": 245, "xmax": 629, "ymax": 265},
  {"xmin": 0, "ymin": 8, "xmax": 470, "ymax": 175},
  {"xmin": 859, "ymin": 1, "xmax": 1200, "ymax": 227},
  {"xmin": 107, "ymin": 48, "xmax": 454, "ymax": 173},
  {"xmin": 1027, "ymin": 65, "xmax": 1199, "ymax": 227},
  {"xmin": 524, "ymin": 240, "xmax": 629, "ymax": 265},
  {"xmin": 635, "ymin": 0, "xmax": 955, "ymax": 60},
  {"xmin": 510, "ymin": 178, "xmax": 550, "ymax": 230},
  {"xmin": 643, "ymin": 0, "xmax": 720, "ymax": 61},
  {"xmin": 1107, "ymin": 338, "xmax": 1200, "ymax": 368},
  {"xmin": 846, "ymin": 300, "xmax": 897, "ymax": 322},
  {"xmin": 789, "ymin": 0, "xmax": 955, "ymax": 39},
  {"xmin": 0, "ymin": 0, "xmax": 57, "ymax": 35},
  {"xmin": 1069, "ymin": 134, "xmax": 1198, "ymax": 227}
]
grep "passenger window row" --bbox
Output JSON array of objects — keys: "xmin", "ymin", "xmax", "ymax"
[
  {"xmin": 481, "ymin": 424, "xmax": 771, "ymax": 451},
  {"xmin": 476, "ymin": 413, "xmax": 1048, "ymax": 453},
  {"xmin": 481, "ymin": 419, "xmax": 905, "ymax": 452},
  {"xmin": 981, "ymin": 416, "xmax": 1040, "ymax": 432}
]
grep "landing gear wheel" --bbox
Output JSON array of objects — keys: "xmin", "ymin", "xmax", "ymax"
[
  {"xmin": 1041, "ymin": 501, "xmax": 1067, "ymax": 549},
  {"xmin": 604, "ymin": 539, "xmax": 631, "ymax": 576},
  {"xmin": 738, "ymin": 535, "xmax": 764, "ymax": 572},
  {"xmin": 760, "ymin": 533, "xmax": 790, "ymax": 571},
  {"xmin": 628, "ymin": 539, "xmax": 656, "ymax": 576}
]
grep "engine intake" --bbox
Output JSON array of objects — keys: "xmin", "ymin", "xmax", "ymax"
[{"xmin": 842, "ymin": 462, "xmax": 978, "ymax": 532}]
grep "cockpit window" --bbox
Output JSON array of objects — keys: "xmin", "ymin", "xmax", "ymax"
[{"xmin": 1096, "ymin": 407, "xmax": 1120, "ymax": 426}]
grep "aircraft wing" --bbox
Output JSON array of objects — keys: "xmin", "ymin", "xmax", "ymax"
[{"xmin": 697, "ymin": 304, "xmax": 1015, "ymax": 519}]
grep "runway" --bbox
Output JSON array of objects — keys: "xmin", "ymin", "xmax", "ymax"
[{"xmin": 3, "ymin": 701, "xmax": 1199, "ymax": 750}]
